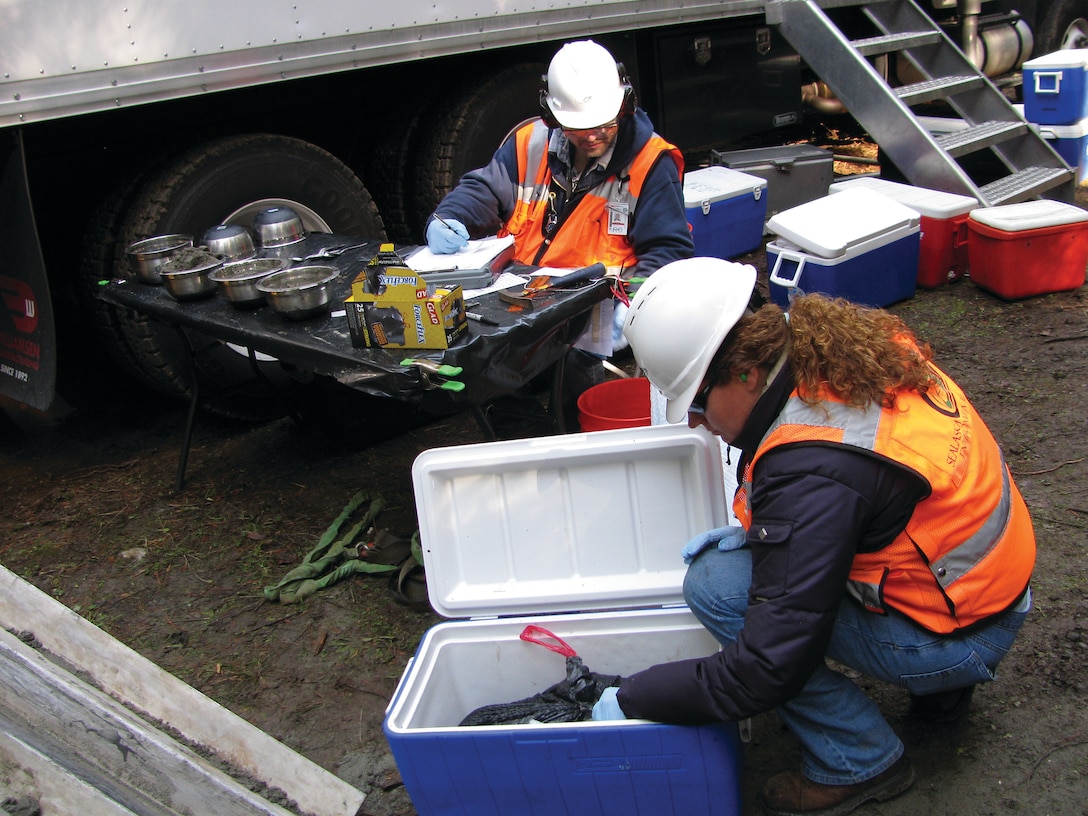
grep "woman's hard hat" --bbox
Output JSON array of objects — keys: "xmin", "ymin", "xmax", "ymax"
[
  {"xmin": 622, "ymin": 257, "xmax": 757, "ymax": 424},
  {"xmin": 544, "ymin": 40, "xmax": 627, "ymax": 129}
]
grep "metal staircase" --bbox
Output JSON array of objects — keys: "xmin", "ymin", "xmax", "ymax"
[{"xmin": 766, "ymin": 0, "xmax": 1076, "ymax": 205}]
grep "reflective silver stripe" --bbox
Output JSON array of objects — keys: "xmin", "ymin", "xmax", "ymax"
[
  {"xmin": 931, "ymin": 458, "xmax": 1013, "ymax": 589},
  {"xmin": 846, "ymin": 579, "xmax": 883, "ymax": 611},
  {"xmin": 516, "ymin": 122, "xmax": 551, "ymax": 206},
  {"xmin": 762, "ymin": 396, "xmax": 882, "ymax": 452}
]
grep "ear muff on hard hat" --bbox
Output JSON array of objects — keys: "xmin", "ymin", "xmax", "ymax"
[
  {"xmin": 622, "ymin": 258, "xmax": 758, "ymax": 424},
  {"xmin": 540, "ymin": 40, "xmax": 633, "ymax": 130}
]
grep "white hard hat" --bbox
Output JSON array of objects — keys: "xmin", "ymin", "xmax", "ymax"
[
  {"xmin": 544, "ymin": 40, "xmax": 627, "ymax": 129},
  {"xmin": 623, "ymin": 257, "xmax": 757, "ymax": 424}
]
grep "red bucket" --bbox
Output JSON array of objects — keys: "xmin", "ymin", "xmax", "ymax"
[{"xmin": 576, "ymin": 377, "xmax": 651, "ymax": 431}]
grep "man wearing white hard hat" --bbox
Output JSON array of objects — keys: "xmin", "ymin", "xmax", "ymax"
[
  {"xmin": 590, "ymin": 257, "xmax": 1036, "ymax": 816},
  {"xmin": 426, "ymin": 40, "xmax": 693, "ymax": 420}
]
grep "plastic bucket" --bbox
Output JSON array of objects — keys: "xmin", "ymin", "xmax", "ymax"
[{"xmin": 576, "ymin": 377, "xmax": 651, "ymax": 431}]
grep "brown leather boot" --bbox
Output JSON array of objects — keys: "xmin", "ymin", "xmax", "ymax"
[{"xmin": 760, "ymin": 754, "xmax": 915, "ymax": 816}]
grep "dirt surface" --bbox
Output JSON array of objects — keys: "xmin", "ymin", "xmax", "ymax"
[{"xmin": 3, "ymin": 190, "xmax": 1088, "ymax": 814}]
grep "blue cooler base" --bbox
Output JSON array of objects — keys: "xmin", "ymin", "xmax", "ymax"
[
  {"xmin": 388, "ymin": 719, "xmax": 741, "ymax": 816},
  {"xmin": 768, "ymin": 233, "xmax": 920, "ymax": 308},
  {"xmin": 688, "ymin": 193, "xmax": 767, "ymax": 259},
  {"xmin": 384, "ymin": 607, "xmax": 743, "ymax": 816}
]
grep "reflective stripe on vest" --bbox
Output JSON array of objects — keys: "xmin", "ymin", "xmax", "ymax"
[
  {"xmin": 733, "ymin": 364, "xmax": 1034, "ymax": 633},
  {"xmin": 500, "ymin": 119, "xmax": 684, "ymax": 269}
]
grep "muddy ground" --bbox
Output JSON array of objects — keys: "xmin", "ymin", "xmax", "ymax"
[{"xmin": 3, "ymin": 204, "xmax": 1088, "ymax": 812}]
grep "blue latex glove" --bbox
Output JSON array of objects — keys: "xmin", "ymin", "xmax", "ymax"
[
  {"xmin": 681, "ymin": 525, "xmax": 747, "ymax": 565},
  {"xmin": 611, "ymin": 301, "xmax": 630, "ymax": 352},
  {"xmin": 592, "ymin": 686, "xmax": 627, "ymax": 721},
  {"xmin": 425, "ymin": 216, "xmax": 469, "ymax": 254}
]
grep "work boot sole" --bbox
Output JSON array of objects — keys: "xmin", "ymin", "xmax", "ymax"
[{"xmin": 761, "ymin": 758, "xmax": 915, "ymax": 816}]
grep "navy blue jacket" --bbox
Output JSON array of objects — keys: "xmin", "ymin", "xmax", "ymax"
[
  {"xmin": 433, "ymin": 108, "xmax": 694, "ymax": 276},
  {"xmin": 617, "ymin": 365, "xmax": 929, "ymax": 724}
]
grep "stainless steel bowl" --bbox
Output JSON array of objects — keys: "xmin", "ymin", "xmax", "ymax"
[
  {"xmin": 252, "ymin": 206, "xmax": 306, "ymax": 247},
  {"xmin": 208, "ymin": 257, "xmax": 288, "ymax": 308},
  {"xmin": 201, "ymin": 224, "xmax": 256, "ymax": 261},
  {"xmin": 256, "ymin": 265, "xmax": 339, "ymax": 319},
  {"xmin": 126, "ymin": 234, "xmax": 194, "ymax": 284},
  {"xmin": 159, "ymin": 251, "xmax": 222, "ymax": 301}
]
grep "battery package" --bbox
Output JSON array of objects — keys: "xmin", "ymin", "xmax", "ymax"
[{"xmin": 384, "ymin": 424, "xmax": 743, "ymax": 816}]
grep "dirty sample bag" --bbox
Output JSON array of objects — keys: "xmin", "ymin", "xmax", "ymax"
[{"xmin": 459, "ymin": 626, "xmax": 622, "ymax": 726}]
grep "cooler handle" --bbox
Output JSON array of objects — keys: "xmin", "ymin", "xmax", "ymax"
[
  {"xmin": 769, "ymin": 247, "xmax": 807, "ymax": 289},
  {"xmin": 1033, "ymin": 71, "xmax": 1063, "ymax": 95}
]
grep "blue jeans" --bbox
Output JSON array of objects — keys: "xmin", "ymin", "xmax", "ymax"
[{"xmin": 683, "ymin": 546, "xmax": 1030, "ymax": 785}]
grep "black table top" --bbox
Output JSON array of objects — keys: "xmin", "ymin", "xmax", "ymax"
[{"xmin": 99, "ymin": 236, "xmax": 611, "ymax": 415}]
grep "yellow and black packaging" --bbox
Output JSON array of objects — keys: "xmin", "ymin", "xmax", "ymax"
[{"xmin": 345, "ymin": 244, "xmax": 468, "ymax": 349}]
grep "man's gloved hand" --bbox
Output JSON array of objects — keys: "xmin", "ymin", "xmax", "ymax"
[
  {"xmin": 591, "ymin": 686, "xmax": 627, "ymax": 721},
  {"xmin": 426, "ymin": 217, "xmax": 469, "ymax": 254},
  {"xmin": 681, "ymin": 525, "xmax": 747, "ymax": 565}
]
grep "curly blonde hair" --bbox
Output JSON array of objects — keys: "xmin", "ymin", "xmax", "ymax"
[{"xmin": 707, "ymin": 294, "xmax": 936, "ymax": 408}]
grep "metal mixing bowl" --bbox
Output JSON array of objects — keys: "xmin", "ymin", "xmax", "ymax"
[
  {"xmin": 252, "ymin": 206, "xmax": 306, "ymax": 247},
  {"xmin": 201, "ymin": 224, "xmax": 256, "ymax": 261},
  {"xmin": 126, "ymin": 234, "xmax": 195, "ymax": 284},
  {"xmin": 256, "ymin": 265, "xmax": 339, "ymax": 319},
  {"xmin": 159, "ymin": 256, "xmax": 222, "ymax": 301},
  {"xmin": 208, "ymin": 257, "xmax": 287, "ymax": 307}
]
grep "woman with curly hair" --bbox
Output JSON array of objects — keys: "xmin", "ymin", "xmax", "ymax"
[{"xmin": 591, "ymin": 257, "xmax": 1036, "ymax": 816}]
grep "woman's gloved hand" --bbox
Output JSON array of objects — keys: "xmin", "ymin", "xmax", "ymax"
[
  {"xmin": 426, "ymin": 217, "xmax": 469, "ymax": 254},
  {"xmin": 611, "ymin": 300, "xmax": 630, "ymax": 352},
  {"xmin": 681, "ymin": 525, "xmax": 748, "ymax": 565},
  {"xmin": 591, "ymin": 686, "xmax": 627, "ymax": 720}
]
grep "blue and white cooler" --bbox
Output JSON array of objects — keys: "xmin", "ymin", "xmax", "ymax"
[
  {"xmin": 766, "ymin": 187, "xmax": 921, "ymax": 308},
  {"xmin": 1023, "ymin": 48, "xmax": 1088, "ymax": 125},
  {"xmin": 683, "ymin": 165, "xmax": 768, "ymax": 259},
  {"xmin": 384, "ymin": 424, "xmax": 744, "ymax": 816}
]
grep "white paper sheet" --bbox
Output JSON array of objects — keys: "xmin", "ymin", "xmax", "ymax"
[{"xmin": 405, "ymin": 235, "xmax": 515, "ymax": 272}]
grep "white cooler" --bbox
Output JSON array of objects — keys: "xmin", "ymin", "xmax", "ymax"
[{"xmin": 384, "ymin": 424, "xmax": 743, "ymax": 816}]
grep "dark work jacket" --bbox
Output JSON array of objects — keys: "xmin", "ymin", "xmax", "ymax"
[{"xmin": 617, "ymin": 364, "xmax": 929, "ymax": 725}]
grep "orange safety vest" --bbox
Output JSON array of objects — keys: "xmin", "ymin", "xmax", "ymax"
[
  {"xmin": 499, "ymin": 119, "xmax": 684, "ymax": 269},
  {"xmin": 733, "ymin": 362, "xmax": 1035, "ymax": 634}
]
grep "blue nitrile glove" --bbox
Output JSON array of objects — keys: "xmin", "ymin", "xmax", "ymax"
[
  {"xmin": 611, "ymin": 300, "xmax": 630, "ymax": 352},
  {"xmin": 592, "ymin": 686, "xmax": 627, "ymax": 721},
  {"xmin": 681, "ymin": 525, "xmax": 747, "ymax": 565},
  {"xmin": 426, "ymin": 216, "xmax": 469, "ymax": 254}
]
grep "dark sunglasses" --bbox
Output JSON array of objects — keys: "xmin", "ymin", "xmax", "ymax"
[{"xmin": 688, "ymin": 382, "xmax": 713, "ymax": 415}]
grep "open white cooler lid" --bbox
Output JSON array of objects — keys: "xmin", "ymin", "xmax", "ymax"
[
  {"xmin": 411, "ymin": 423, "xmax": 728, "ymax": 620},
  {"xmin": 828, "ymin": 177, "xmax": 978, "ymax": 218},
  {"xmin": 684, "ymin": 165, "xmax": 767, "ymax": 211},
  {"xmin": 766, "ymin": 187, "xmax": 921, "ymax": 259},
  {"xmin": 969, "ymin": 199, "xmax": 1088, "ymax": 231}
]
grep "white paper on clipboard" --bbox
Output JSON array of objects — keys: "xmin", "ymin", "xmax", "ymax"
[{"xmin": 405, "ymin": 235, "xmax": 515, "ymax": 272}]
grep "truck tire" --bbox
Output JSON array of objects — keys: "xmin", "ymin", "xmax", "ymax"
[
  {"xmin": 95, "ymin": 133, "xmax": 385, "ymax": 419},
  {"xmin": 414, "ymin": 62, "xmax": 547, "ymax": 229},
  {"xmin": 1035, "ymin": 0, "xmax": 1088, "ymax": 53}
]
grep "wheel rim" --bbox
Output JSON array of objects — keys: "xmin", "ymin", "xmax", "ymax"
[
  {"xmin": 222, "ymin": 197, "xmax": 333, "ymax": 234},
  {"xmin": 1060, "ymin": 18, "xmax": 1088, "ymax": 50}
]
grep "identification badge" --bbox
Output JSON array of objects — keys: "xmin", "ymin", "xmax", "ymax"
[{"xmin": 607, "ymin": 202, "xmax": 630, "ymax": 236}]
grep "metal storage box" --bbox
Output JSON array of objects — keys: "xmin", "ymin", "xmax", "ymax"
[
  {"xmin": 684, "ymin": 165, "xmax": 768, "ymax": 259},
  {"xmin": 384, "ymin": 424, "xmax": 743, "ymax": 816},
  {"xmin": 710, "ymin": 144, "xmax": 834, "ymax": 223},
  {"xmin": 967, "ymin": 200, "xmax": 1088, "ymax": 299},
  {"xmin": 766, "ymin": 188, "xmax": 921, "ymax": 307},
  {"xmin": 1023, "ymin": 49, "xmax": 1088, "ymax": 125},
  {"xmin": 829, "ymin": 177, "xmax": 978, "ymax": 288}
]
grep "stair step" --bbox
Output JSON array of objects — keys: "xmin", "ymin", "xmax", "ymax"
[
  {"xmin": 980, "ymin": 166, "xmax": 1074, "ymax": 206},
  {"xmin": 897, "ymin": 74, "xmax": 985, "ymax": 105},
  {"xmin": 851, "ymin": 30, "xmax": 941, "ymax": 57},
  {"xmin": 936, "ymin": 120, "xmax": 1031, "ymax": 156}
]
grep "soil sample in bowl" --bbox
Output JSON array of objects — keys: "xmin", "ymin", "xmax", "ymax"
[
  {"xmin": 161, "ymin": 246, "xmax": 221, "ymax": 273},
  {"xmin": 160, "ymin": 246, "xmax": 222, "ymax": 301}
]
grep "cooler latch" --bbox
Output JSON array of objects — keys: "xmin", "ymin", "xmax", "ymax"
[{"xmin": 701, "ymin": 199, "xmax": 711, "ymax": 215}]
